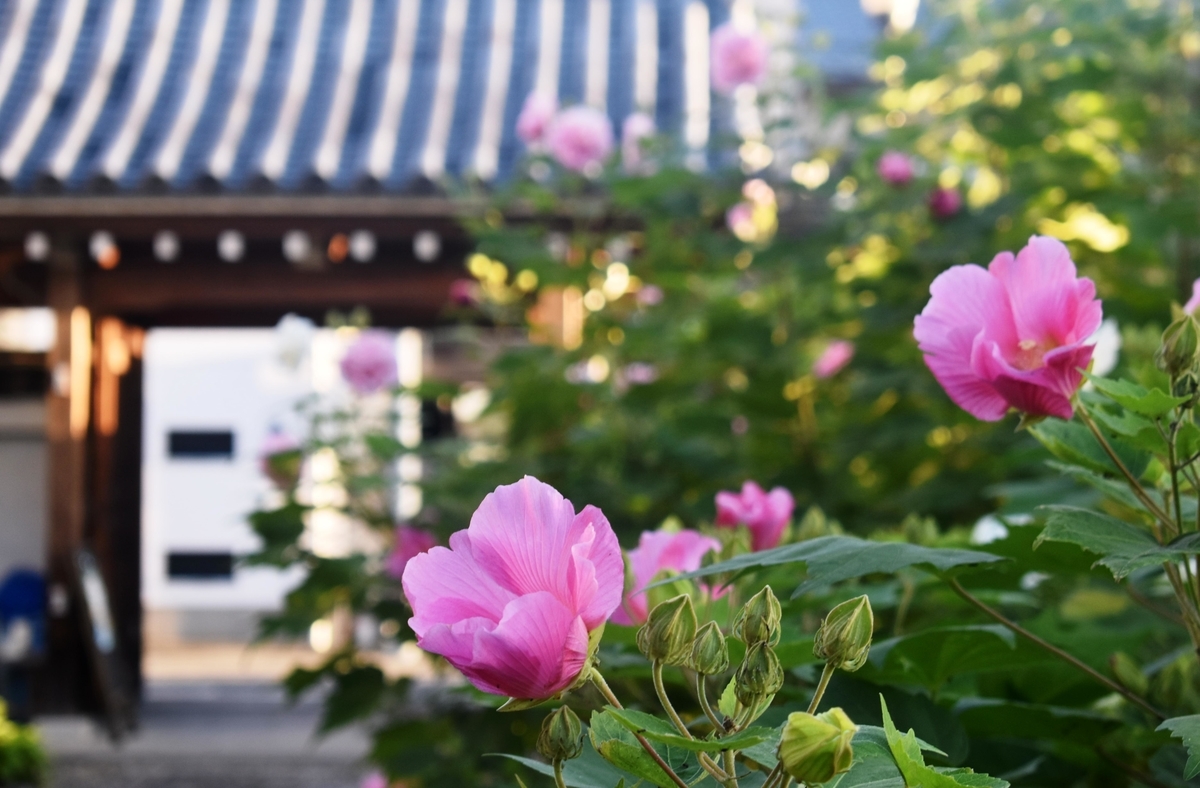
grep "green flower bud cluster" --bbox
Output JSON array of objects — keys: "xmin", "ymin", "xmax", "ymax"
[
  {"xmin": 638, "ymin": 595, "xmax": 697, "ymax": 666},
  {"xmin": 732, "ymin": 587, "xmax": 784, "ymax": 707},
  {"xmin": 813, "ymin": 595, "xmax": 873, "ymax": 672},
  {"xmin": 537, "ymin": 706, "xmax": 583, "ymax": 763},
  {"xmin": 777, "ymin": 708, "xmax": 857, "ymax": 784}
]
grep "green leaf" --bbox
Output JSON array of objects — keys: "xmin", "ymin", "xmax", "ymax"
[
  {"xmin": 589, "ymin": 710, "xmax": 706, "ymax": 787},
  {"xmin": 1086, "ymin": 375, "xmax": 1189, "ymax": 417},
  {"xmin": 495, "ymin": 739, "xmax": 638, "ymax": 788},
  {"xmin": 603, "ymin": 706, "xmax": 773, "ymax": 753},
  {"xmin": 865, "ymin": 625, "xmax": 1052, "ymax": 692},
  {"xmin": 656, "ymin": 536, "xmax": 1004, "ymax": 597},
  {"xmin": 954, "ymin": 699, "xmax": 1120, "ymax": 745},
  {"xmin": 1029, "ymin": 419, "xmax": 1150, "ymax": 479},
  {"xmin": 320, "ymin": 664, "xmax": 386, "ymax": 731},
  {"xmin": 1085, "ymin": 406, "xmax": 1167, "ymax": 454},
  {"xmin": 1158, "ymin": 715, "xmax": 1200, "ymax": 779},
  {"xmin": 1044, "ymin": 461, "xmax": 1143, "ymax": 511},
  {"xmin": 1035, "ymin": 505, "xmax": 1200, "ymax": 579},
  {"xmin": 881, "ymin": 697, "xmax": 1009, "ymax": 788}
]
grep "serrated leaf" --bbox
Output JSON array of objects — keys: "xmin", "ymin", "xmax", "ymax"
[
  {"xmin": 1044, "ymin": 461, "xmax": 1143, "ymax": 511},
  {"xmin": 589, "ymin": 710, "xmax": 705, "ymax": 787},
  {"xmin": 881, "ymin": 697, "xmax": 1009, "ymax": 788},
  {"xmin": 653, "ymin": 536, "xmax": 1003, "ymax": 597},
  {"xmin": 1158, "ymin": 715, "xmax": 1200, "ymax": 779},
  {"xmin": 1086, "ymin": 406, "xmax": 1167, "ymax": 454},
  {"xmin": 603, "ymin": 706, "xmax": 773, "ymax": 753},
  {"xmin": 1086, "ymin": 375, "xmax": 1189, "ymax": 417},
  {"xmin": 494, "ymin": 740, "xmax": 641, "ymax": 788},
  {"xmin": 1029, "ymin": 419, "xmax": 1149, "ymax": 479},
  {"xmin": 1035, "ymin": 505, "xmax": 1200, "ymax": 579}
]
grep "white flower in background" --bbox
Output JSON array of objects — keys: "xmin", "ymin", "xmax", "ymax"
[
  {"xmin": 970, "ymin": 514, "xmax": 1009, "ymax": 545},
  {"xmin": 1089, "ymin": 318, "xmax": 1121, "ymax": 378},
  {"xmin": 275, "ymin": 313, "xmax": 316, "ymax": 371}
]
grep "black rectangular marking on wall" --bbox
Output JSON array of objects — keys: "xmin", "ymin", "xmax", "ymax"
[
  {"xmin": 167, "ymin": 552, "xmax": 234, "ymax": 580},
  {"xmin": 168, "ymin": 430, "xmax": 234, "ymax": 459}
]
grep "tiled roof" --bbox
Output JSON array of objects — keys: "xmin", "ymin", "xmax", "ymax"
[{"xmin": 0, "ymin": 0, "xmax": 885, "ymax": 195}]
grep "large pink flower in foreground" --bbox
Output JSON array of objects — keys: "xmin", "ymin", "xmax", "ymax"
[
  {"xmin": 710, "ymin": 23, "xmax": 769, "ymax": 94},
  {"xmin": 546, "ymin": 106, "xmax": 614, "ymax": 173},
  {"xmin": 341, "ymin": 332, "xmax": 398, "ymax": 394},
  {"xmin": 715, "ymin": 481, "xmax": 795, "ymax": 552},
  {"xmin": 914, "ymin": 236, "xmax": 1103, "ymax": 421},
  {"xmin": 611, "ymin": 529, "xmax": 721, "ymax": 625},
  {"xmin": 385, "ymin": 525, "xmax": 437, "ymax": 580},
  {"xmin": 403, "ymin": 477, "xmax": 623, "ymax": 699}
]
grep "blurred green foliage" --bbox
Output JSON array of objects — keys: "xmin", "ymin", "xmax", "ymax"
[{"xmin": 246, "ymin": 0, "xmax": 1200, "ymax": 785}]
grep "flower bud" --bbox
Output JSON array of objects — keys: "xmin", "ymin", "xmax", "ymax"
[
  {"xmin": 637, "ymin": 594, "xmax": 697, "ymax": 666},
  {"xmin": 777, "ymin": 708, "xmax": 857, "ymax": 784},
  {"xmin": 1157, "ymin": 314, "xmax": 1200, "ymax": 378},
  {"xmin": 733, "ymin": 586, "xmax": 782, "ymax": 647},
  {"xmin": 734, "ymin": 642, "xmax": 784, "ymax": 706},
  {"xmin": 813, "ymin": 595, "xmax": 873, "ymax": 672},
  {"xmin": 537, "ymin": 706, "xmax": 584, "ymax": 762},
  {"xmin": 689, "ymin": 621, "xmax": 730, "ymax": 676}
]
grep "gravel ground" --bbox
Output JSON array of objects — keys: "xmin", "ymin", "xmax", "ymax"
[{"xmin": 38, "ymin": 682, "xmax": 372, "ymax": 788}]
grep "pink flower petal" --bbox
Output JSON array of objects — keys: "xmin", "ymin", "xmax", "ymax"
[
  {"xmin": 420, "ymin": 592, "xmax": 589, "ymax": 699},
  {"xmin": 989, "ymin": 236, "xmax": 1101, "ymax": 347},
  {"xmin": 402, "ymin": 539, "xmax": 515, "ymax": 635},
  {"xmin": 612, "ymin": 529, "xmax": 720, "ymax": 625}
]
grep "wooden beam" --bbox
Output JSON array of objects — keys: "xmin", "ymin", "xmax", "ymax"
[{"xmin": 41, "ymin": 241, "xmax": 89, "ymax": 713}]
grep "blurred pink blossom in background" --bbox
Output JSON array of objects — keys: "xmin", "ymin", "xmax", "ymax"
[
  {"xmin": 449, "ymin": 278, "xmax": 479, "ymax": 306},
  {"xmin": 546, "ymin": 106, "xmax": 614, "ymax": 173},
  {"xmin": 623, "ymin": 363, "xmax": 659, "ymax": 385},
  {"xmin": 360, "ymin": 772, "xmax": 388, "ymax": 788},
  {"xmin": 877, "ymin": 151, "xmax": 914, "ymax": 187},
  {"xmin": 621, "ymin": 112, "xmax": 656, "ymax": 172},
  {"xmin": 610, "ymin": 528, "xmax": 721, "ymax": 625},
  {"xmin": 715, "ymin": 481, "xmax": 794, "ymax": 551},
  {"xmin": 928, "ymin": 187, "xmax": 963, "ymax": 220},
  {"xmin": 637, "ymin": 284, "xmax": 664, "ymax": 305},
  {"xmin": 386, "ymin": 525, "xmax": 438, "ymax": 580},
  {"xmin": 1185, "ymin": 278, "xmax": 1200, "ymax": 314},
  {"xmin": 913, "ymin": 235, "xmax": 1102, "ymax": 421},
  {"xmin": 402, "ymin": 476, "xmax": 624, "ymax": 699},
  {"xmin": 516, "ymin": 92, "xmax": 557, "ymax": 145},
  {"xmin": 340, "ymin": 332, "xmax": 398, "ymax": 394},
  {"xmin": 710, "ymin": 23, "xmax": 769, "ymax": 94},
  {"xmin": 813, "ymin": 340, "xmax": 855, "ymax": 378}
]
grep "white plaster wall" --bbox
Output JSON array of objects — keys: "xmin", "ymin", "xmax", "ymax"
[{"xmin": 142, "ymin": 329, "xmax": 308, "ymax": 611}]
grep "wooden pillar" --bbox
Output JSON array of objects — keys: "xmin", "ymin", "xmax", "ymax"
[
  {"xmin": 90, "ymin": 318, "xmax": 144, "ymax": 698},
  {"xmin": 40, "ymin": 242, "xmax": 90, "ymax": 713}
]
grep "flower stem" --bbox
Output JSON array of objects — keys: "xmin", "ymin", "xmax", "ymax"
[
  {"xmin": 697, "ymin": 675, "xmax": 724, "ymax": 731},
  {"xmin": 1076, "ymin": 404, "xmax": 1173, "ymax": 538},
  {"xmin": 724, "ymin": 750, "xmax": 740, "ymax": 788},
  {"xmin": 589, "ymin": 669, "xmax": 691, "ymax": 788},
  {"xmin": 948, "ymin": 578, "xmax": 1164, "ymax": 719},
  {"xmin": 651, "ymin": 662, "xmax": 731, "ymax": 784},
  {"xmin": 806, "ymin": 662, "xmax": 836, "ymax": 715},
  {"xmin": 653, "ymin": 662, "xmax": 694, "ymax": 739},
  {"xmin": 553, "ymin": 760, "xmax": 567, "ymax": 788}
]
